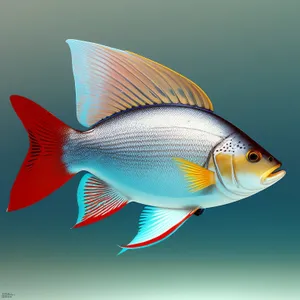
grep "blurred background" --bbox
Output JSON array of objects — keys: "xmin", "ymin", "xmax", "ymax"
[{"xmin": 0, "ymin": 0, "xmax": 299, "ymax": 299}]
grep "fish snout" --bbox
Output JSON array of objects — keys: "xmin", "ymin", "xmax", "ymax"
[{"xmin": 261, "ymin": 163, "xmax": 286, "ymax": 185}]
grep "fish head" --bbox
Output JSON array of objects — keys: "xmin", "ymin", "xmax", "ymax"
[{"xmin": 212, "ymin": 132, "xmax": 286, "ymax": 198}]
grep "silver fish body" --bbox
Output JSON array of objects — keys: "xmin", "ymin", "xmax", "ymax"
[{"xmin": 63, "ymin": 105, "xmax": 240, "ymax": 209}]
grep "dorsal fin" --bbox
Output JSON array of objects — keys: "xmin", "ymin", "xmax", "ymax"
[{"xmin": 67, "ymin": 39, "xmax": 214, "ymax": 128}]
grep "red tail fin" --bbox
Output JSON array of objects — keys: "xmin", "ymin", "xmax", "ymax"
[{"xmin": 8, "ymin": 95, "xmax": 75, "ymax": 212}]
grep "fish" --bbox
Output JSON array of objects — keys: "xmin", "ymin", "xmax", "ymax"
[{"xmin": 8, "ymin": 39, "xmax": 286, "ymax": 254}]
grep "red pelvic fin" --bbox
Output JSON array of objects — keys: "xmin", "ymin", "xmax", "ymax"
[
  {"xmin": 74, "ymin": 174, "xmax": 128, "ymax": 228},
  {"xmin": 8, "ymin": 95, "xmax": 75, "ymax": 211}
]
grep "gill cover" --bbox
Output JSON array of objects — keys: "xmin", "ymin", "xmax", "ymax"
[{"xmin": 213, "ymin": 133, "xmax": 285, "ymax": 196}]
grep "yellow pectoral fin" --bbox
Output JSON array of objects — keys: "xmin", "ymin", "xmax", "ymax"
[{"xmin": 173, "ymin": 157, "xmax": 216, "ymax": 192}]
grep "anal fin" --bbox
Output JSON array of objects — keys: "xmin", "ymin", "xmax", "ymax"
[
  {"xmin": 74, "ymin": 174, "xmax": 128, "ymax": 228},
  {"xmin": 118, "ymin": 206, "xmax": 198, "ymax": 255}
]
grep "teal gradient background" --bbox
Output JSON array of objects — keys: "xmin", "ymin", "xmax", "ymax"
[{"xmin": 0, "ymin": 1, "xmax": 299, "ymax": 299}]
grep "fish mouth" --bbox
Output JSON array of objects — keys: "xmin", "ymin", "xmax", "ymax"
[{"xmin": 261, "ymin": 164, "xmax": 286, "ymax": 185}]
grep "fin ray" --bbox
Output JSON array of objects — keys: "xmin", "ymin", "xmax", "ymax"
[
  {"xmin": 67, "ymin": 39, "xmax": 214, "ymax": 127},
  {"xmin": 118, "ymin": 206, "xmax": 197, "ymax": 254},
  {"xmin": 8, "ymin": 95, "xmax": 75, "ymax": 211},
  {"xmin": 74, "ymin": 174, "xmax": 128, "ymax": 228},
  {"xmin": 173, "ymin": 157, "xmax": 215, "ymax": 192}
]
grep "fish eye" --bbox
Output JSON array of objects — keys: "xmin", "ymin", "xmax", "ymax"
[{"xmin": 247, "ymin": 150, "xmax": 261, "ymax": 163}]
